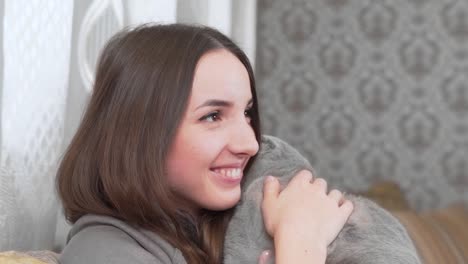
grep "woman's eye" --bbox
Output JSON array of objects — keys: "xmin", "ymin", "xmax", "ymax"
[
  {"xmin": 245, "ymin": 108, "xmax": 253, "ymax": 119},
  {"xmin": 200, "ymin": 111, "xmax": 221, "ymax": 122}
]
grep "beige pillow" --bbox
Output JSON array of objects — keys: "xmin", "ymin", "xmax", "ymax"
[{"xmin": 0, "ymin": 251, "xmax": 59, "ymax": 264}]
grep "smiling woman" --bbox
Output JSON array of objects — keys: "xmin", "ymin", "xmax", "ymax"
[
  {"xmin": 57, "ymin": 23, "xmax": 262, "ymax": 264},
  {"xmin": 56, "ymin": 23, "xmax": 353, "ymax": 264},
  {"xmin": 166, "ymin": 49, "xmax": 259, "ymax": 214}
]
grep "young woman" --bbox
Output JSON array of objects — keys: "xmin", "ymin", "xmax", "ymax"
[{"xmin": 57, "ymin": 23, "xmax": 353, "ymax": 264}]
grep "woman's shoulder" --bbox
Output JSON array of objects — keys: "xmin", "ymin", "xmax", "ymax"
[{"xmin": 59, "ymin": 214, "xmax": 187, "ymax": 264}]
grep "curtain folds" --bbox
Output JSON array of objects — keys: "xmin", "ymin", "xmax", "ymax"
[{"xmin": 0, "ymin": 0, "xmax": 74, "ymax": 251}]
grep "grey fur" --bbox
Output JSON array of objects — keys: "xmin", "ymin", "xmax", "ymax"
[{"xmin": 224, "ymin": 135, "xmax": 421, "ymax": 264}]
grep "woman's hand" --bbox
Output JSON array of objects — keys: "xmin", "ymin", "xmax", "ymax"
[
  {"xmin": 257, "ymin": 250, "xmax": 272, "ymax": 264},
  {"xmin": 261, "ymin": 170, "xmax": 353, "ymax": 263}
]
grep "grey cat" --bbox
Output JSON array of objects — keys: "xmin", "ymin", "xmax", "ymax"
[{"xmin": 224, "ymin": 135, "xmax": 421, "ymax": 264}]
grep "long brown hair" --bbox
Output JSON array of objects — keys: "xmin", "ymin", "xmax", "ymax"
[{"xmin": 56, "ymin": 24, "xmax": 261, "ymax": 263}]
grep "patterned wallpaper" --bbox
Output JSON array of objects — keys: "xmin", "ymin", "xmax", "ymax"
[{"xmin": 256, "ymin": 0, "xmax": 468, "ymax": 210}]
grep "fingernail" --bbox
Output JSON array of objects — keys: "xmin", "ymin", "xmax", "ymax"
[
  {"xmin": 262, "ymin": 250, "xmax": 271, "ymax": 256},
  {"xmin": 265, "ymin": 176, "xmax": 275, "ymax": 182}
]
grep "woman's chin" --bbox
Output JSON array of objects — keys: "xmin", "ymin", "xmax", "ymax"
[{"xmin": 204, "ymin": 188, "xmax": 241, "ymax": 211}]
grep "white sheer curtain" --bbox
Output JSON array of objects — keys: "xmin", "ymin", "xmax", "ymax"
[
  {"xmin": 0, "ymin": 0, "xmax": 73, "ymax": 251},
  {"xmin": 0, "ymin": 0, "xmax": 256, "ymax": 251}
]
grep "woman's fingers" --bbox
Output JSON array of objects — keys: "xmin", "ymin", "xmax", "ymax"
[
  {"xmin": 263, "ymin": 176, "xmax": 280, "ymax": 202},
  {"xmin": 262, "ymin": 176, "xmax": 280, "ymax": 234},
  {"xmin": 261, "ymin": 170, "xmax": 354, "ymax": 244},
  {"xmin": 340, "ymin": 199, "xmax": 354, "ymax": 217},
  {"xmin": 328, "ymin": 189, "xmax": 343, "ymax": 204},
  {"xmin": 310, "ymin": 177, "xmax": 327, "ymax": 193},
  {"xmin": 289, "ymin": 170, "xmax": 313, "ymax": 187},
  {"xmin": 257, "ymin": 250, "xmax": 272, "ymax": 264}
]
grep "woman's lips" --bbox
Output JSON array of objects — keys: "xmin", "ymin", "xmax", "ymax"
[{"xmin": 210, "ymin": 167, "xmax": 243, "ymax": 185}]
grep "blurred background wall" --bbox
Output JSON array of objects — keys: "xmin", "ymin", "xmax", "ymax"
[{"xmin": 256, "ymin": 0, "xmax": 468, "ymax": 211}]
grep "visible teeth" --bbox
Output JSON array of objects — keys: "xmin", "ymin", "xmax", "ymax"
[{"xmin": 214, "ymin": 168, "xmax": 241, "ymax": 179}]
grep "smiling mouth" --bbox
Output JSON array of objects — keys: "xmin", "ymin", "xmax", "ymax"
[{"xmin": 210, "ymin": 168, "xmax": 242, "ymax": 179}]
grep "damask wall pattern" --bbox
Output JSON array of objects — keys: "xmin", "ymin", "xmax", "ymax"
[{"xmin": 256, "ymin": 0, "xmax": 468, "ymax": 210}]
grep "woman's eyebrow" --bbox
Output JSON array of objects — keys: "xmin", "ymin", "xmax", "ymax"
[
  {"xmin": 195, "ymin": 98, "xmax": 253, "ymax": 110},
  {"xmin": 196, "ymin": 99, "xmax": 232, "ymax": 110}
]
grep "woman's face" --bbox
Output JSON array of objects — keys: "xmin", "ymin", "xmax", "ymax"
[{"xmin": 166, "ymin": 49, "xmax": 259, "ymax": 214}]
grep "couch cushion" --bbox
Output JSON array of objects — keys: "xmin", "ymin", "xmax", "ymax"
[
  {"xmin": 0, "ymin": 251, "xmax": 59, "ymax": 264},
  {"xmin": 358, "ymin": 180, "xmax": 412, "ymax": 211},
  {"xmin": 392, "ymin": 204, "xmax": 468, "ymax": 264}
]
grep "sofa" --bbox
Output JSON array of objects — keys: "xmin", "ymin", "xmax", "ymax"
[{"xmin": 359, "ymin": 181, "xmax": 468, "ymax": 264}]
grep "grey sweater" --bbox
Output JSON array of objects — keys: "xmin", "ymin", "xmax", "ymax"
[{"xmin": 59, "ymin": 214, "xmax": 187, "ymax": 264}]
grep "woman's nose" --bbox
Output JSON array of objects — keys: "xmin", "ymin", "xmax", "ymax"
[{"xmin": 229, "ymin": 120, "xmax": 259, "ymax": 156}]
